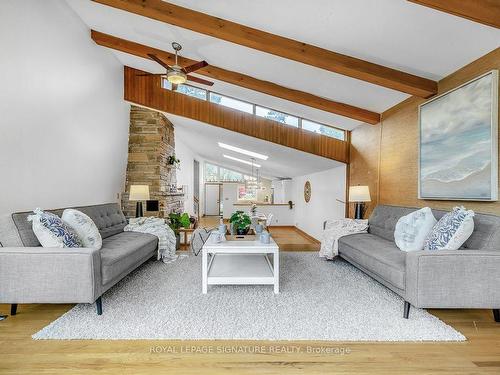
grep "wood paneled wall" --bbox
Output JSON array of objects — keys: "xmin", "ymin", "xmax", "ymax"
[
  {"xmin": 124, "ymin": 66, "xmax": 349, "ymax": 163},
  {"xmin": 349, "ymin": 48, "xmax": 500, "ymax": 217}
]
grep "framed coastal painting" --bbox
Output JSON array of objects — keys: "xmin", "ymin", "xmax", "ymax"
[{"xmin": 419, "ymin": 70, "xmax": 498, "ymax": 201}]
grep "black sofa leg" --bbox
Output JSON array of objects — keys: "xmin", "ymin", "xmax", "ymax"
[
  {"xmin": 10, "ymin": 304, "xmax": 17, "ymax": 316},
  {"xmin": 95, "ymin": 297, "xmax": 102, "ymax": 315},
  {"xmin": 493, "ymin": 309, "xmax": 500, "ymax": 323},
  {"xmin": 403, "ymin": 301, "xmax": 410, "ymax": 319}
]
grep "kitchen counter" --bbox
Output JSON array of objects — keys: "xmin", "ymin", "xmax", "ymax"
[{"xmin": 233, "ymin": 202, "xmax": 290, "ymax": 206}]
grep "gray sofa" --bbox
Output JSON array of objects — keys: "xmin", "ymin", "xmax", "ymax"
[
  {"xmin": 0, "ymin": 203, "xmax": 158, "ymax": 315},
  {"xmin": 335, "ymin": 205, "xmax": 500, "ymax": 321}
]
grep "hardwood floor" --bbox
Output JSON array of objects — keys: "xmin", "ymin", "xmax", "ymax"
[
  {"xmin": 1, "ymin": 302, "xmax": 499, "ymax": 374},
  {"xmin": 268, "ymin": 227, "xmax": 320, "ymax": 251},
  {"xmin": 4, "ymin": 220, "xmax": 496, "ymax": 374},
  {"xmin": 197, "ymin": 216, "xmax": 320, "ymax": 251}
]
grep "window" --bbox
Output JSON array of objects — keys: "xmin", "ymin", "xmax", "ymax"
[
  {"xmin": 209, "ymin": 93, "xmax": 254, "ymax": 114},
  {"xmin": 302, "ymin": 119, "xmax": 345, "ymax": 141},
  {"xmin": 163, "ymin": 80, "xmax": 207, "ymax": 100},
  {"xmin": 204, "ymin": 163, "xmax": 219, "ymax": 182},
  {"xmin": 219, "ymin": 167, "xmax": 243, "ymax": 182},
  {"xmin": 255, "ymin": 106, "xmax": 299, "ymax": 127},
  {"xmin": 160, "ymin": 80, "xmax": 347, "ymax": 142},
  {"xmin": 238, "ymin": 185, "xmax": 257, "ymax": 200}
]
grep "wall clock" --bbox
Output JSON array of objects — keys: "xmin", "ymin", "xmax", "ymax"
[{"xmin": 304, "ymin": 181, "xmax": 311, "ymax": 202}]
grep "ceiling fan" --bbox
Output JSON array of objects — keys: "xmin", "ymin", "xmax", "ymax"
[{"xmin": 137, "ymin": 42, "xmax": 214, "ymax": 90}]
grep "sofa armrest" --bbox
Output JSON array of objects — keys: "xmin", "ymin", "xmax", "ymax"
[
  {"xmin": 0, "ymin": 247, "xmax": 102, "ymax": 304},
  {"xmin": 406, "ymin": 249, "xmax": 500, "ymax": 308}
]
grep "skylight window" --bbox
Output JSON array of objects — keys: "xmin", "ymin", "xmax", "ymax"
[
  {"xmin": 218, "ymin": 142, "xmax": 268, "ymax": 160},
  {"xmin": 255, "ymin": 106, "xmax": 299, "ymax": 127},
  {"xmin": 162, "ymin": 79, "xmax": 346, "ymax": 141},
  {"xmin": 162, "ymin": 80, "xmax": 207, "ymax": 100},
  {"xmin": 209, "ymin": 93, "xmax": 253, "ymax": 114},
  {"xmin": 302, "ymin": 119, "xmax": 345, "ymax": 141}
]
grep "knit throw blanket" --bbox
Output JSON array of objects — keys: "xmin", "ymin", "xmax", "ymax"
[
  {"xmin": 319, "ymin": 219, "xmax": 369, "ymax": 260},
  {"xmin": 125, "ymin": 217, "xmax": 178, "ymax": 263}
]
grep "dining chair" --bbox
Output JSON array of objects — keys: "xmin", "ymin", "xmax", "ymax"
[{"xmin": 265, "ymin": 213, "xmax": 274, "ymax": 229}]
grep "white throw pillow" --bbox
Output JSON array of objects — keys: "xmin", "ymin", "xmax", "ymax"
[
  {"xmin": 62, "ymin": 209, "xmax": 102, "ymax": 250},
  {"xmin": 424, "ymin": 206, "xmax": 474, "ymax": 251},
  {"xmin": 394, "ymin": 207, "xmax": 437, "ymax": 252},
  {"xmin": 28, "ymin": 208, "xmax": 82, "ymax": 248}
]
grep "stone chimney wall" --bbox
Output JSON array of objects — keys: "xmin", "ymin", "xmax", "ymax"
[{"xmin": 121, "ymin": 105, "xmax": 183, "ymax": 218}]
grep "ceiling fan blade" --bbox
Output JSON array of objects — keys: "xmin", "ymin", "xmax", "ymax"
[
  {"xmin": 182, "ymin": 60, "xmax": 208, "ymax": 74},
  {"xmin": 186, "ymin": 75, "xmax": 214, "ymax": 86},
  {"xmin": 147, "ymin": 53, "xmax": 171, "ymax": 70},
  {"xmin": 136, "ymin": 73, "xmax": 166, "ymax": 77},
  {"xmin": 171, "ymin": 83, "xmax": 178, "ymax": 91}
]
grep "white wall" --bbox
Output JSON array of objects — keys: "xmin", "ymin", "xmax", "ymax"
[
  {"xmin": 256, "ymin": 179, "xmax": 272, "ymax": 203},
  {"xmin": 272, "ymin": 179, "xmax": 293, "ymax": 204},
  {"xmin": 222, "ymin": 183, "xmax": 238, "ymax": 219},
  {"xmin": 174, "ymin": 135, "xmax": 203, "ymax": 216},
  {"xmin": 292, "ymin": 165, "xmax": 346, "ymax": 240},
  {"xmin": 0, "ymin": 1, "xmax": 129, "ymax": 215}
]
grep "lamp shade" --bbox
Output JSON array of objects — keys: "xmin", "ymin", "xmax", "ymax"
[
  {"xmin": 129, "ymin": 185, "xmax": 150, "ymax": 201},
  {"xmin": 349, "ymin": 185, "xmax": 371, "ymax": 202}
]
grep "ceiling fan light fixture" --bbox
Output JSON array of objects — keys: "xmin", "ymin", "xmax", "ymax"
[{"xmin": 167, "ymin": 68, "xmax": 187, "ymax": 84}]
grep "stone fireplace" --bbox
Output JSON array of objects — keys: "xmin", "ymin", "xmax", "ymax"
[{"xmin": 121, "ymin": 105, "xmax": 183, "ymax": 218}]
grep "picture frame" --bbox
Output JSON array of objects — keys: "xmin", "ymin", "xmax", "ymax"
[{"xmin": 418, "ymin": 70, "xmax": 498, "ymax": 201}]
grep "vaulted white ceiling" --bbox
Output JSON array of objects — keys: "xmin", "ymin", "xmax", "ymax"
[
  {"xmin": 66, "ymin": 0, "xmax": 499, "ymax": 176},
  {"xmin": 170, "ymin": 114, "xmax": 342, "ymax": 179},
  {"xmin": 67, "ymin": 0, "xmax": 500, "ymax": 131}
]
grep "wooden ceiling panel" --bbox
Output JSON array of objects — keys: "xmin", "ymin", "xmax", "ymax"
[{"xmin": 123, "ymin": 66, "xmax": 350, "ymax": 163}]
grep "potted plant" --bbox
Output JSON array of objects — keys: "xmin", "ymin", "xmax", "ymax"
[
  {"xmin": 189, "ymin": 216, "xmax": 197, "ymax": 229},
  {"xmin": 167, "ymin": 154, "xmax": 180, "ymax": 169},
  {"xmin": 229, "ymin": 211, "xmax": 251, "ymax": 235},
  {"xmin": 168, "ymin": 212, "xmax": 191, "ymax": 249},
  {"xmin": 250, "ymin": 203, "xmax": 257, "ymax": 216}
]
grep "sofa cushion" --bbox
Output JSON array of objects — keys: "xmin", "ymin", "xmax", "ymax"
[
  {"xmin": 369, "ymin": 205, "xmax": 500, "ymax": 251},
  {"xmin": 394, "ymin": 207, "xmax": 436, "ymax": 252},
  {"xmin": 424, "ymin": 206, "xmax": 475, "ymax": 251},
  {"xmin": 62, "ymin": 209, "xmax": 102, "ymax": 250},
  {"xmin": 338, "ymin": 233, "xmax": 406, "ymax": 290},
  {"xmin": 28, "ymin": 209, "xmax": 82, "ymax": 248},
  {"xmin": 12, "ymin": 203, "xmax": 127, "ymax": 247},
  {"xmin": 100, "ymin": 232, "xmax": 158, "ymax": 285}
]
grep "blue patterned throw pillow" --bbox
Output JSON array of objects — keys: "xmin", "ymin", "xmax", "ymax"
[
  {"xmin": 28, "ymin": 208, "xmax": 82, "ymax": 248},
  {"xmin": 423, "ymin": 206, "xmax": 474, "ymax": 251}
]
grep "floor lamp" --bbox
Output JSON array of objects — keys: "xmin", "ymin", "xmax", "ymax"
[
  {"xmin": 349, "ymin": 185, "xmax": 371, "ymax": 219},
  {"xmin": 129, "ymin": 185, "xmax": 150, "ymax": 218}
]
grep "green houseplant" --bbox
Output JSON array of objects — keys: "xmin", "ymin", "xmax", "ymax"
[
  {"xmin": 229, "ymin": 211, "xmax": 251, "ymax": 235},
  {"xmin": 168, "ymin": 212, "xmax": 191, "ymax": 249},
  {"xmin": 167, "ymin": 154, "xmax": 180, "ymax": 169}
]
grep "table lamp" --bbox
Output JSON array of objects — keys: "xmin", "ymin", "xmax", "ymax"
[
  {"xmin": 349, "ymin": 185, "xmax": 371, "ymax": 219},
  {"xmin": 129, "ymin": 185, "xmax": 150, "ymax": 218}
]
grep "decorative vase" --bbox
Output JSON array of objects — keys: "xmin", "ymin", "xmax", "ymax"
[
  {"xmin": 255, "ymin": 224, "xmax": 263, "ymax": 234},
  {"xmin": 218, "ymin": 224, "xmax": 227, "ymax": 234},
  {"xmin": 175, "ymin": 233, "xmax": 180, "ymax": 250},
  {"xmin": 260, "ymin": 230, "xmax": 270, "ymax": 244}
]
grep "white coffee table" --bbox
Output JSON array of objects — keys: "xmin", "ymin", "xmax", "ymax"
[{"xmin": 201, "ymin": 233, "xmax": 280, "ymax": 294}]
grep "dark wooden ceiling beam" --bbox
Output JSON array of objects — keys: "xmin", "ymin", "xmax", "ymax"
[
  {"xmin": 408, "ymin": 0, "xmax": 500, "ymax": 29},
  {"xmin": 91, "ymin": 30, "xmax": 381, "ymax": 124},
  {"xmin": 92, "ymin": 0, "xmax": 437, "ymax": 98}
]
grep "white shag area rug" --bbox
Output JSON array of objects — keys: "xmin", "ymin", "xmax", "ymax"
[{"xmin": 33, "ymin": 252, "xmax": 465, "ymax": 341}]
